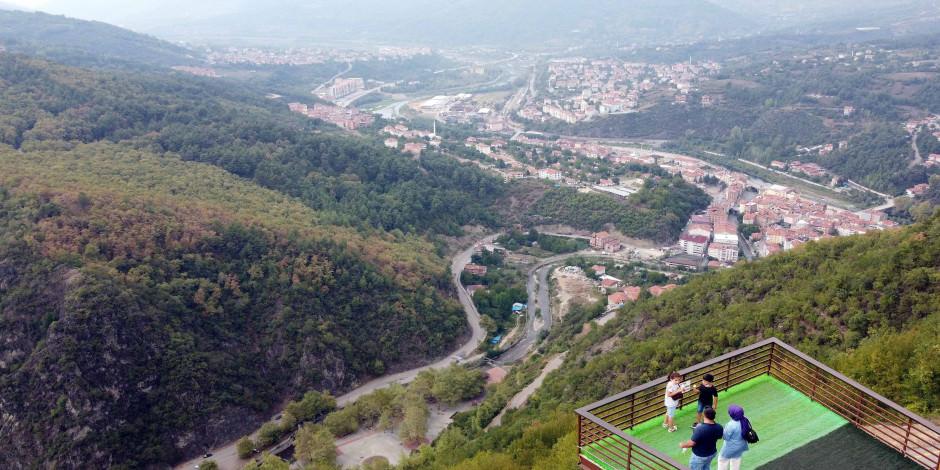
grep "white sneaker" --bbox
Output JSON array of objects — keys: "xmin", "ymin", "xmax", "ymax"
[{"xmin": 668, "ymin": 426, "xmax": 678, "ymax": 432}]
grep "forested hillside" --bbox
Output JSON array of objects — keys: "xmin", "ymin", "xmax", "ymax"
[
  {"xmin": 0, "ymin": 143, "xmax": 468, "ymax": 467},
  {"xmin": 531, "ymin": 177, "xmax": 710, "ymax": 242},
  {"xmin": 0, "ymin": 9, "xmax": 196, "ymax": 68},
  {"xmin": 0, "ymin": 54, "xmax": 503, "ymax": 235},
  {"xmin": 0, "ymin": 50, "xmax": 510, "ymax": 467},
  {"xmin": 401, "ymin": 216, "xmax": 940, "ymax": 469}
]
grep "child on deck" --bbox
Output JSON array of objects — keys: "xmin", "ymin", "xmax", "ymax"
[
  {"xmin": 693, "ymin": 373, "xmax": 718, "ymax": 428},
  {"xmin": 662, "ymin": 372, "xmax": 683, "ymax": 432}
]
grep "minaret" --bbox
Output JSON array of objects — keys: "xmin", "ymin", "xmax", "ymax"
[{"xmin": 432, "ymin": 120, "xmax": 437, "ymax": 138}]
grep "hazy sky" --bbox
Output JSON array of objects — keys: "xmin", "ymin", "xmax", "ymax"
[{"xmin": 8, "ymin": 0, "xmax": 46, "ymax": 7}]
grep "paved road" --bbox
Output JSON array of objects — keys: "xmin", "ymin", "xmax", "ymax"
[
  {"xmin": 910, "ymin": 130, "xmax": 923, "ymax": 168},
  {"xmin": 494, "ymin": 246, "xmax": 643, "ymax": 365},
  {"xmin": 497, "ymin": 262, "xmax": 554, "ymax": 364},
  {"xmin": 336, "ymin": 84, "xmax": 388, "ymax": 108},
  {"xmin": 312, "ymin": 62, "xmax": 352, "ymax": 95},
  {"xmin": 175, "ymin": 236, "xmax": 494, "ymax": 470},
  {"xmin": 376, "ymin": 100, "xmax": 409, "ymax": 120}
]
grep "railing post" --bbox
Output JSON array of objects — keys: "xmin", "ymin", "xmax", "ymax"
[
  {"xmin": 766, "ymin": 342, "xmax": 775, "ymax": 375},
  {"xmin": 627, "ymin": 440, "xmax": 633, "ymax": 468},
  {"xmin": 854, "ymin": 390, "xmax": 865, "ymax": 425},
  {"xmin": 578, "ymin": 414, "xmax": 583, "ymax": 448},
  {"xmin": 810, "ymin": 366, "xmax": 819, "ymax": 402},
  {"xmin": 629, "ymin": 394, "xmax": 636, "ymax": 429},
  {"xmin": 901, "ymin": 416, "xmax": 912, "ymax": 457},
  {"xmin": 725, "ymin": 357, "xmax": 732, "ymax": 389}
]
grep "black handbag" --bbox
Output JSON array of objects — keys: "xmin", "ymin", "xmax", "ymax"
[{"xmin": 744, "ymin": 426, "xmax": 759, "ymax": 444}]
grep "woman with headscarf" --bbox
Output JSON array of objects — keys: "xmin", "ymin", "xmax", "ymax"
[{"xmin": 718, "ymin": 404, "xmax": 751, "ymax": 470}]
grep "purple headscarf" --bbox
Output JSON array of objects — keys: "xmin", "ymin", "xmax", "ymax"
[{"xmin": 728, "ymin": 404, "xmax": 751, "ymax": 437}]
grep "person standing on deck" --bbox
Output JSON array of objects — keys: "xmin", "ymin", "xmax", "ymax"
[
  {"xmin": 693, "ymin": 373, "xmax": 719, "ymax": 428},
  {"xmin": 717, "ymin": 404, "xmax": 751, "ymax": 470},
  {"xmin": 662, "ymin": 372, "xmax": 683, "ymax": 432},
  {"xmin": 680, "ymin": 407, "xmax": 724, "ymax": 470}
]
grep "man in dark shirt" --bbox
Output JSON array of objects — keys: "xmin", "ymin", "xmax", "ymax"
[
  {"xmin": 680, "ymin": 407, "xmax": 724, "ymax": 470},
  {"xmin": 693, "ymin": 373, "xmax": 719, "ymax": 428}
]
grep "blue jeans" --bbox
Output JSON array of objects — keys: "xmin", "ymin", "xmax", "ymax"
[{"xmin": 690, "ymin": 452, "xmax": 716, "ymax": 470}]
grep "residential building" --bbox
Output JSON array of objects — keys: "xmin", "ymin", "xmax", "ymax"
[
  {"xmin": 607, "ymin": 292, "xmax": 629, "ymax": 308},
  {"xmin": 463, "ymin": 264, "xmax": 487, "ymax": 276},
  {"xmin": 687, "ymin": 222, "xmax": 713, "ymax": 238},
  {"xmin": 622, "ymin": 286, "xmax": 642, "ymax": 302},
  {"xmin": 708, "ymin": 242, "xmax": 739, "ymax": 263},
  {"xmin": 713, "ymin": 222, "xmax": 739, "ymax": 245},
  {"xmin": 538, "ymin": 168, "xmax": 563, "ymax": 181},
  {"xmin": 402, "ymin": 142, "xmax": 426, "ymax": 155},
  {"xmin": 648, "ymin": 284, "xmax": 677, "ymax": 297},
  {"xmin": 679, "ymin": 233, "xmax": 709, "ymax": 256}
]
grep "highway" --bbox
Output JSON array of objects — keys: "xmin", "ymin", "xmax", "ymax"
[{"xmin": 175, "ymin": 236, "xmax": 494, "ymax": 470}]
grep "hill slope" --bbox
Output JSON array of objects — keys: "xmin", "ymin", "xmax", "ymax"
[
  {"xmin": 0, "ymin": 142, "xmax": 467, "ymax": 468},
  {"xmin": 0, "ymin": 54, "xmax": 504, "ymax": 235},
  {"xmin": 0, "ymin": 9, "xmax": 196, "ymax": 68},
  {"xmin": 400, "ymin": 215, "xmax": 940, "ymax": 469},
  {"xmin": 0, "ymin": 52, "xmax": 507, "ymax": 467}
]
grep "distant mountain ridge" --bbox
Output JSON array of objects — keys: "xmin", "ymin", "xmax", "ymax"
[
  {"xmin": 0, "ymin": 9, "xmax": 196, "ymax": 68},
  {"xmin": 42, "ymin": 0, "xmax": 755, "ymax": 47}
]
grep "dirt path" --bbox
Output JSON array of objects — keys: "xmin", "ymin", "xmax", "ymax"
[{"xmin": 488, "ymin": 352, "xmax": 568, "ymax": 428}]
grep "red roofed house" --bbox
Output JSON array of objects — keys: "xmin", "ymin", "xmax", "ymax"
[
  {"xmin": 591, "ymin": 265, "xmax": 607, "ymax": 276},
  {"xmin": 591, "ymin": 232, "xmax": 623, "ymax": 252},
  {"xmin": 907, "ymin": 183, "xmax": 930, "ymax": 198},
  {"xmin": 607, "ymin": 292, "xmax": 629, "ymax": 308},
  {"xmin": 622, "ymin": 286, "xmax": 642, "ymax": 302},
  {"xmin": 464, "ymin": 264, "xmax": 488, "ymax": 276},
  {"xmin": 649, "ymin": 284, "xmax": 678, "ymax": 297}
]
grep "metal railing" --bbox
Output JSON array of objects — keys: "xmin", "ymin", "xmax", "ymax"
[{"xmin": 576, "ymin": 338, "xmax": 940, "ymax": 470}]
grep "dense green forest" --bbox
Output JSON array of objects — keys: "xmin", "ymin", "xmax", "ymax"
[
  {"xmin": 399, "ymin": 214, "xmax": 940, "ymax": 470},
  {"xmin": 0, "ymin": 54, "xmax": 504, "ymax": 235},
  {"xmin": 0, "ymin": 10, "xmax": 196, "ymax": 68},
  {"xmin": 0, "ymin": 143, "xmax": 469, "ymax": 468},
  {"xmin": 531, "ymin": 177, "xmax": 710, "ymax": 242},
  {"xmin": 819, "ymin": 125, "xmax": 924, "ymax": 194}
]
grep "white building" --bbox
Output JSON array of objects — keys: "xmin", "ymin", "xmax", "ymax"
[
  {"xmin": 713, "ymin": 222, "xmax": 740, "ymax": 245},
  {"xmin": 679, "ymin": 234, "xmax": 709, "ymax": 256},
  {"xmin": 708, "ymin": 242, "xmax": 739, "ymax": 263},
  {"xmin": 539, "ymin": 168, "xmax": 563, "ymax": 181}
]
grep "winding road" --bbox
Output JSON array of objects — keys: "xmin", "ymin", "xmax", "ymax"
[
  {"xmin": 176, "ymin": 236, "xmax": 493, "ymax": 470},
  {"xmin": 177, "ymin": 236, "xmax": 637, "ymax": 470}
]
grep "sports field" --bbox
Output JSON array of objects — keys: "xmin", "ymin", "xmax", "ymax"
[{"xmin": 582, "ymin": 375, "xmax": 921, "ymax": 469}]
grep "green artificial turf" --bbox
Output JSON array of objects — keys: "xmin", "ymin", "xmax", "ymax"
[{"xmin": 583, "ymin": 375, "xmax": 849, "ymax": 469}]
